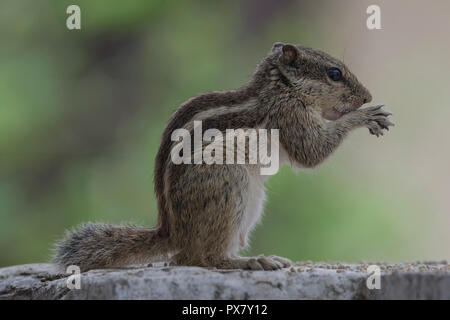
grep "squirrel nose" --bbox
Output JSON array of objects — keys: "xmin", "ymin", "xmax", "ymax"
[{"xmin": 363, "ymin": 91, "xmax": 372, "ymax": 104}]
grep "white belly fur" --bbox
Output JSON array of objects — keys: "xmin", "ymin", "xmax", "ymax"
[
  {"xmin": 228, "ymin": 168, "xmax": 267, "ymax": 255},
  {"xmin": 228, "ymin": 146, "xmax": 300, "ymax": 255}
]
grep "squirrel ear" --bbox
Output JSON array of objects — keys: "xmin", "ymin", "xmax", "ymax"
[
  {"xmin": 279, "ymin": 44, "xmax": 298, "ymax": 65},
  {"xmin": 271, "ymin": 42, "xmax": 285, "ymax": 52}
]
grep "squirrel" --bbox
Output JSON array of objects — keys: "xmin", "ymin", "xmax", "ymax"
[{"xmin": 53, "ymin": 43, "xmax": 393, "ymax": 271}]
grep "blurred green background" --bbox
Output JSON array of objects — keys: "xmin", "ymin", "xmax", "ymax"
[{"xmin": 1, "ymin": 0, "xmax": 449, "ymax": 267}]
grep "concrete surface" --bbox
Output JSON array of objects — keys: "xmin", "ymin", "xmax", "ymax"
[{"xmin": 0, "ymin": 261, "xmax": 449, "ymax": 299}]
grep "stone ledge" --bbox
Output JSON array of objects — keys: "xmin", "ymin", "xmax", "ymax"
[{"xmin": 0, "ymin": 262, "xmax": 448, "ymax": 300}]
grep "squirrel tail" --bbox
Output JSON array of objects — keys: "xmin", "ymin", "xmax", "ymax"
[{"xmin": 53, "ymin": 223, "xmax": 170, "ymax": 271}]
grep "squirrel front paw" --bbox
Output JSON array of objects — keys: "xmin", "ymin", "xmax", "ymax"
[{"xmin": 352, "ymin": 104, "xmax": 394, "ymax": 137}]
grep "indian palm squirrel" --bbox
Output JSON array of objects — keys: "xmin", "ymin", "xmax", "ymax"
[{"xmin": 53, "ymin": 43, "xmax": 394, "ymax": 271}]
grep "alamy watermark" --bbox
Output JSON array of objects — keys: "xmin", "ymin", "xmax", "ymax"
[
  {"xmin": 66, "ymin": 5, "xmax": 81, "ymax": 30},
  {"xmin": 65, "ymin": 5, "xmax": 380, "ymax": 31},
  {"xmin": 366, "ymin": 265, "xmax": 381, "ymax": 290},
  {"xmin": 367, "ymin": 5, "xmax": 381, "ymax": 30},
  {"xmin": 170, "ymin": 121, "xmax": 280, "ymax": 175},
  {"xmin": 66, "ymin": 265, "xmax": 81, "ymax": 290}
]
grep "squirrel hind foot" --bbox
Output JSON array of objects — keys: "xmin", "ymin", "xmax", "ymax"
[{"xmin": 215, "ymin": 256, "xmax": 291, "ymax": 271}]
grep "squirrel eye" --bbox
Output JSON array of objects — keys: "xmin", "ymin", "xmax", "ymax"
[{"xmin": 327, "ymin": 68, "xmax": 342, "ymax": 81}]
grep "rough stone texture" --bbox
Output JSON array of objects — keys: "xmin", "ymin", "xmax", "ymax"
[{"xmin": 0, "ymin": 261, "xmax": 449, "ymax": 300}]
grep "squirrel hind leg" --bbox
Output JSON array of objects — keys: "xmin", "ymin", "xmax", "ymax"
[{"xmin": 166, "ymin": 164, "xmax": 249, "ymax": 266}]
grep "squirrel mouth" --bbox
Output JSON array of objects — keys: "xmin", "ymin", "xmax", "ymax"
[{"xmin": 322, "ymin": 104, "xmax": 362, "ymax": 121}]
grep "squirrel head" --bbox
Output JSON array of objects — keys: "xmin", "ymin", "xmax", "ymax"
[{"xmin": 261, "ymin": 42, "xmax": 372, "ymax": 120}]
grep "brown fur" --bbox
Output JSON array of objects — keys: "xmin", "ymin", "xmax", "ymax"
[{"xmin": 53, "ymin": 43, "xmax": 393, "ymax": 271}]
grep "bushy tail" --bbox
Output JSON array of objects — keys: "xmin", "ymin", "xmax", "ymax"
[{"xmin": 53, "ymin": 223, "xmax": 170, "ymax": 271}]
